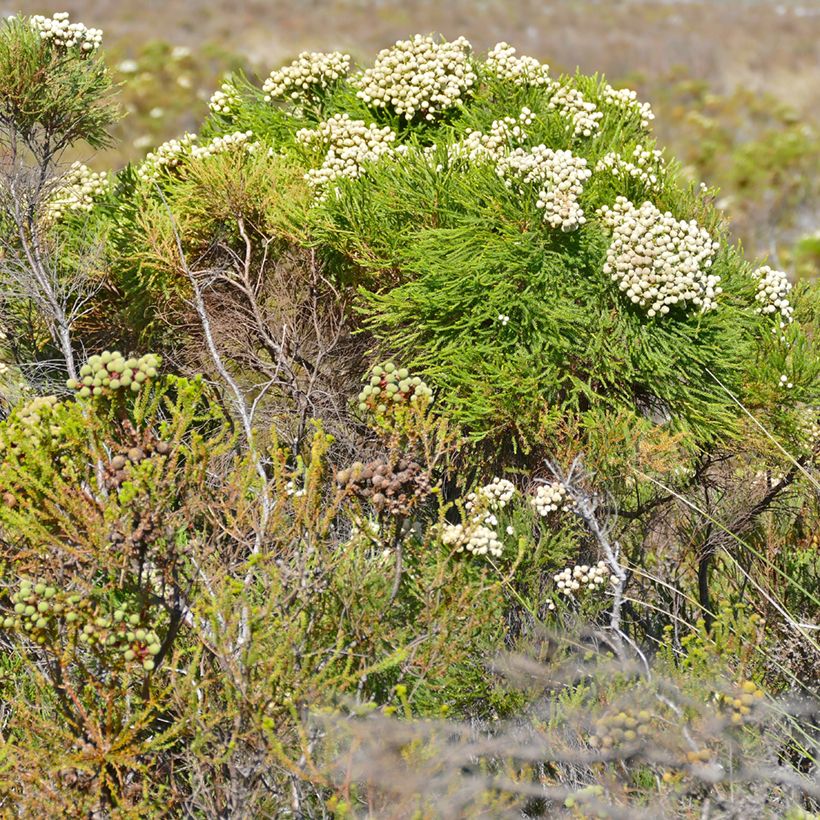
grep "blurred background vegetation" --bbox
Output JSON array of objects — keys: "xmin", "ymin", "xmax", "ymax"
[{"xmin": 7, "ymin": 0, "xmax": 820, "ymax": 274}]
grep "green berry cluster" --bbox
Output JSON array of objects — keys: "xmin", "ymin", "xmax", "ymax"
[
  {"xmin": 2, "ymin": 580, "xmax": 163, "ymax": 671},
  {"xmin": 4, "ymin": 580, "xmax": 60, "ymax": 644},
  {"xmin": 588, "ymin": 707, "xmax": 653, "ymax": 750},
  {"xmin": 66, "ymin": 351, "xmax": 161, "ymax": 398},
  {"xmin": 357, "ymin": 362, "xmax": 432, "ymax": 414},
  {"xmin": 0, "ymin": 395, "xmax": 60, "ymax": 454},
  {"xmin": 720, "ymin": 679, "xmax": 764, "ymax": 725}
]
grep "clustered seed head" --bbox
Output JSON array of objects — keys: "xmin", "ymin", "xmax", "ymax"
[
  {"xmin": 595, "ymin": 145, "xmax": 665, "ymax": 191},
  {"xmin": 448, "ymin": 109, "xmax": 533, "ymax": 165},
  {"xmin": 720, "ymin": 679, "xmax": 765, "ymax": 724},
  {"xmin": 484, "ymin": 42, "xmax": 551, "ymax": 87},
  {"xmin": 355, "ymin": 35, "xmax": 476, "ymax": 122},
  {"xmin": 601, "ymin": 83, "xmax": 655, "ymax": 128},
  {"xmin": 2, "ymin": 580, "xmax": 162, "ymax": 670},
  {"xmin": 190, "ymin": 130, "xmax": 259, "ymax": 160},
  {"xmin": 547, "ymin": 84, "xmax": 603, "ymax": 138},
  {"xmin": 531, "ymin": 481, "xmax": 573, "ymax": 516},
  {"xmin": 588, "ymin": 707, "xmax": 653, "ymax": 749},
  {"xmin": 750, "ymin": 265, "xmax": 793, "ymax": 324},
  {"xmin": 29, "ymin": 12, "xmax": 102, "ymax": 53},
  {"xmin": 137, "ymin": 133, "xmax": 198, "ymax": 182},
  {"xmin": 208, "ymin": 82, "xmax": 241, "ymax": 117},
  {"xmin": 357, "ymin": 361, "xmax": 433, "ymax": 414},
  {"xmin": 497, "ymin": 145, "xmax": 591, "ymax": 231},
  {"xmin": 598, "ymin": 197, "xmax": 721, "ymax": 317},
  {"xmin": 104, "ymin": 437, "xmax": 172, "ymax": 491},
  {"xmin": 263, "ymin": 51, "xmax": 351, "ymax": 102},
  {"xmin": 66, "ymin": 351, "xmax": 160, "ymax": 398},
  {"xmin": 297, "ymin": 114, "xmax": 399, "ymax": 199},
  {"xmin": 336, "ymin": 458, "xmax": 431, "ymax": 516},
  {"xmin": 45, "ymin": 161, "xmax": 109, "ymax": 223}
]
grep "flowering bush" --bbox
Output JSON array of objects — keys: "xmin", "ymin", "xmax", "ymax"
[{"xmin": 1, "ymin": 18, "xmax": 818, "ymax": 816}]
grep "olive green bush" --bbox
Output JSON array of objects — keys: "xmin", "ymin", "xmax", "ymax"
[{"xmin": 0, "ymin": 16, "xmax": 818, "ymax": 817}]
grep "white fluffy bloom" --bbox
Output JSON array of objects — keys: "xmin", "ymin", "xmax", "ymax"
[
  {"xmin": 596, "ymin": 145, "xmax": 665, "ymax": 191},
  {"xmin": 296, "ymin": 114, "xmax": 399, "ymax": 199},
  {"xmin": 45, "ymin": 162, "xmax": 108, "ymax": 222},
  {"xmin": 209, "ymin": 82, "xmax": 241, "ymax": 117},
  {"xmin": 190, "ymin": 130, "xmax": 259, "ymax": 160},
  {"xmin": 553, "ymin": 561, "xmax": 611, "ymax": 598},
  {"xmin": 750, "ymin": 265, "xmax": 793, "ymax": 324},
  {"xmin": 601, "ymin": 84, "xmax": 654, "ymax": 128},
  {"xmin": 598, "ymin": 197, "xmax": 721, "ymax": 317},
  {"xmin": 448, "ymin": 108, "xmax": 533, "ymax": 165},
  {"xmin": 263, "ymin": 51, "xmax": 350, "ymax": 102},
  {"xmin": 137, "ymin": 133, "xmax": 198, "ymax": 182},
  {"xmin": 465, "ymin": 477, "xmax": 517, "ymax": 515},
  {"xmin": 547, "ymin": 85, "xmax": 603, "ymax": 138},
  {"xmin": 441, "ymin": 522, "xmax": 504, "ymax": 558},
  {"xmin": 484, "ymin": 42, "xmax": 551, "ymax": 87},
  {"xmin": 29, "ymin": 12, "xmax": 102, "ymax": 53},
  {"xmin": 496, "ymin": 146, "xmax": 592, "ymax": 231},
  {"xmin": 531, "ymin": 482, "xmax": 573, "ymax": 516},
  {"xmin": 355, "ymin": 35, "xmax": 476, "ymax": 122}
]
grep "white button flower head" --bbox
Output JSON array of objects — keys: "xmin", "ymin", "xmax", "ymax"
[
  {"xmin": 297, "ymin": 114, "xmax": 399, "ymax": 200},
  {"xmin": 448, "ymin": 108, "xmax": 533, "ymax": 166},
  {"xmin": 137, "ymin": 133, "xmax": 198, "ymax": 182},
  {"xmin": 598, "ymin": 197, "xmax": 721, "ymax": 317},
  {"xmin": 263, "ymin": 51, "xmax": 351, "ymax": 103},
  {"xmin": 547, "ymin": 84, "xmax": 603, "ymax": 138},
  {"xmin": 209, "ymin": 82, "xmax": 241, "ymax": 117},
  {"xmin": 596, "ymin": 145, "xmax": 665, "ymax": 191},
  {"xmin": 355, "ymin": 35, "xmax": 476, "ymax": 122},
  {"xmin": 531, "ymin": 481, "xmax": 573, "ymax": 516},
  {"xmin": 750, "ymin": 265, "xmax": 793, "ymax": 323},
  {"xmin": 442, "ymin": 522, "xmax": 503, "ymax": 558},
  {"xmin": 553, "ymin": 560, "xmax": 611, "ymax": 599},
  {"xmin": 29, "ymin": 12, "xmax": 103, "ymax": 53},
  {"xmin": 496, "ymin": 146, "xmax": 592, "ymax": 232},
  {"xmin": 484, "ymin": 42, "xmax": 551, "ymax": 87},
  {"xmin": 45, "ymin": 161, "xmax": 109, "ymax": 223},
  {"xmin": 190, "ymin": 131, "xmax": 259, "ymax": 160},
  {"xmin": 601, "ymin": 84, "xmax": 655, "ymax": 129}
]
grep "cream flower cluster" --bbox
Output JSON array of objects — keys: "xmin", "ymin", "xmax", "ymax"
[
  {"xmin": 208, "ymin": 83, "xmax": 241, "ymax": 117},
  {"xmin": 45, "ymin": 162, "xmax": 109, "ymax": 222},
  {"xmin": 355, "ymin": 35, "xmax": 476, "ymax": 122},
  {"xmin": 598, "ymin": 197, "xmax": 721, "ymax": 317},
  {"xmin": 263, "ymin": 51, "xmax": 351, "ymax": 102},
  {"xmin": 297, "ymin": 114, "xmax": 399, "ymax": 198},
  {"xmin": 547, "ymin": 85, "xmax": 603, "ymax": 138},
  {"xmin": 441, "ymin": 476, "xmax": 516, "ymax": 559},
  {"xmin": 137, "ymin": 133, "xmax": 198, "ymax": 182},
  {"xmin": 531, "ymin": 481, "xmax": 573, "ymax": 516},
  {"xmin": 750, "ymin": 265, "xmax": 793, "ymax": 324},
  {"xmin": 441, "ymin": 522, "xmax": 503, "ymax": 558},
  {"xmin": 29, "ymin": 12, "xmax": 102, "ymax": 53},
  {"xmin": 595, "ymin": 145, "xmax": 665, "ymax": 191},
  {"xmin": 554, "ymin": 561, "xmax": 612, "ymax": 596},
  {"xmin": 448, "ymin": 109, "xmax": 533, "ymax": 165},
  {"xmin": 190, "ymin": 130, "xmax": 259, "ymax": 160},
  {"xmin": 484, "ymin": 42, "xmax": 551, "ymax": 87},
  {"xmin": 464, "ymin": 476, "xmax": 517, "ymax": 526},
  {"xmin": 601, "ymin": 84, "xmax": 655, "ymax": 128},
  {"xmin": 497, "ymin": 146, "xmax": 592, "ymax": 231}
]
